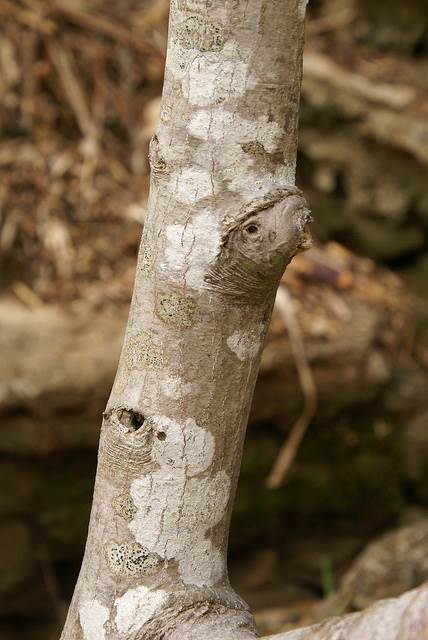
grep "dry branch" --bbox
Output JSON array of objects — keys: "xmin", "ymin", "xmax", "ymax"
[
  {"xmin": 267, "ymin": 583, "xmax": 428, "ymax": 640},
  {"xmin": 266, "ymin": 286, "xmax": 317, "ymax": 488},
  {"xmin": 51, "ymin": 2, "xmax": 164, "ymax": 59}
]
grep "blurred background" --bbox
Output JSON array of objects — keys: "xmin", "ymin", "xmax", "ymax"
[{"xmin": 1, "ymin": 1, "xmax": 428, "ymax": 638}]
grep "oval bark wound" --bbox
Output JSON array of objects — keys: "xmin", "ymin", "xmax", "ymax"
[{"xmin": 99, "ymin": 410, "xmax": 153, "ymax": 476}]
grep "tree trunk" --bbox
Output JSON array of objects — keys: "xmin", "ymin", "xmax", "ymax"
[{"xmin": 60, "ymin": 1, "xmax": 310, "ymax": 639}]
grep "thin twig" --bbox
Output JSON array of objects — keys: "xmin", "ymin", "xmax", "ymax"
[
  {"xmin": 306, "ymin": 8, "xmax": 355, "ymax": 36},
  {"xmin": 266, "ymin": 285, "xmax": 318, "ymax": 489},
  {"xmin": 12, "ymin": 281, "xmax": 44, "ymax": 308},
  {"xmin": 47, "ymin": 40, "xmax": 97, "ymax": 140},
  {"xmin": 51, "ymin": 2, "xmax": 164, "ymax": 59},
  {"xmin": 0, "ymin": 0, "xmax": 57, "ymax": 35}
]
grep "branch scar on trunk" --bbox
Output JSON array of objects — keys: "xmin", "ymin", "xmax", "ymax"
[{"xmin": 205, "ymin": 188, "xmax": 312, "ymax": 303}]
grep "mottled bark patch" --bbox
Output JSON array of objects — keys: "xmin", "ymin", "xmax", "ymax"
[
  {"xmin": 113, "ymin": 493, "xmax": 137, "ymax": 522},
  {"xmin": 69, "ymin": 622, "xmax": 84, "ymax": 640},
  {"xmin": 156, "ymin": 293, "xmax": 196, "ymax": 327},
  {"xmin": 175, "ymin": 15, "xmax": 224, "ymax": 52},
  {"xmin": 123, "ymin": 415, "xmax": 231, "ymax": 586},
  {"xmin": 125, "ymin": 331, "xmax": 165, "ymax": 370},
  {"xmin": 106, "ymin": 541, "xmax": 163, "ymax": 578},
  {"xmin": 139, "ymin": 243, "xmax": 154, "ymax": 278},
  {"xmin": 241, "ymin": 141, "xmax": 284, "ymax": 171}
]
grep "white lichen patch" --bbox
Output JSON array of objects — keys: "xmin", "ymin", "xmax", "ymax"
[
  {"xmin": 128, "ymin": 416, "xmax": 230, "ymax": 587},
  {"xmin": 79, "ymin": 600, "xmax": 109, "ymax": 640},
  {"xmin": 173, "ymin": 42, "xmax": 247, "ymax": 107},
  {"xmin": 179, "ymin": 537, "xmax": 224, "ymax": 587},
  {"xmin": 227, "ymin": 324, "xmax": 265, "ymax": 361},
  {"xmin": 226, "ymin": 156, "xmax": 295, "ymax": 196},
  {"xmin": 188, "ymin": 109, "xmax": 283, "ymax": 153},
  {"xmin": 162, "ymin": 211, "xmax": 220, "ymax": 289},
  {"xmin": 115, "ymin": 585, "xmax": 167, "ymax": 634},
  {"xmin": 174, "ymin": 167, "xmax": 213, "ymax": 204},
  {"xmin": 150, "ymin": 416, "xmax": 215, "ymax": 476},
  {"xmin": 160, "ymin": 375, "xmax": 196, "ymax": 400},
  {"xmin": 186, "ymin": 108, "xmax": 295, "ymax": 193},
  {"xmin": 185, "ymin": 0, "xmax": 227, "ymax": 15}
]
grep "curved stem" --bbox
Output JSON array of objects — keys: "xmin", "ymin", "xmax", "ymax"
[{"xmin": 60, "ymin": 2, "xmax": 308, "ymax": 639}]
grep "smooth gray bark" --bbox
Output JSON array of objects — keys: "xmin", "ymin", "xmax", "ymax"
[
  {"xmin": 60, "ymin": 2, "xmax": 310, "ymax": 639},
  {"xmin": 268, "ymin": 583, "xmax": 428, "ymax": 640}
]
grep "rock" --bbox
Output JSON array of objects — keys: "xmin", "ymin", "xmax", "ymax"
[
  {"xmin": 348, "ymin": 215, "xmax": 426, "ymax": 261},
  {"xmin": 314, "ymin": 519, "xmax": 428, "ymax": 618},
  {"xmin": 342, "ymin": 518, "xmax": 428, "ymax": 608},
  {"xmin": 0, "ymin": 298, "xmax": 125, "ymax": 455},
  {"xmin": 299, "ymin": 44, "xmax": 428, "ymax": 267}
]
